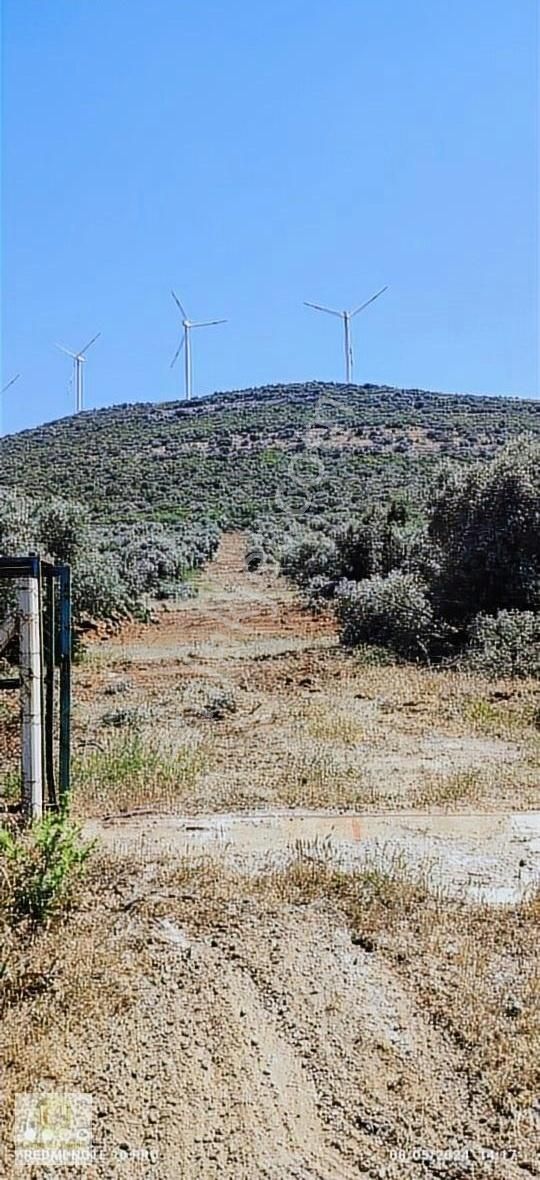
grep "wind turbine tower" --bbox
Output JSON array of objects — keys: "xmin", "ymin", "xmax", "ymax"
[
  {"xmin": 304, "ymin": 286, "xmax": 388, "ymax": 383},
  {"xmin": 170, "ymin": 291, "xmax": 227, "ymax": 401},
  {"xmin": 55, "ymin": 333, "xmax": 101, "ymax": 412}
]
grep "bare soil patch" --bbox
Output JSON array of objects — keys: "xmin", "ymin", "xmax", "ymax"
[{"xmin": 1, "ymin": 853, "xmax": 538, "ymax": 1178}]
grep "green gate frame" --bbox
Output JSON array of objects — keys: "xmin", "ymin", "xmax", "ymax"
[{"xmin": 0, "ymin": 556, "xmax": 72, "ymax": 810}]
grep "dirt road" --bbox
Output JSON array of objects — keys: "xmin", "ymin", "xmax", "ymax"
[{"xmin": 82, "ymin": 533, "xmax": 540, "ymax": 897}]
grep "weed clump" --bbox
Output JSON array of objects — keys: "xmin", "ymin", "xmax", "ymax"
[
  {"xmin": 461, "ymin": 610, "xmax": 540, "ymax": 679},
  {"xmin": 0, "ymin": 813, "xmax": 93, "ymax": 927}
]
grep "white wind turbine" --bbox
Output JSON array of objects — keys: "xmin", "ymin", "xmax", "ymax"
[
  {"xmin": 170, "ymin": 291, "xmax": 227, "ymax": 401},
  {"xmin": 55, "ymin": 332, "xmax": 101, "ymax": 412},
  {"xmin": 0, "ymin": 373, "xmax": 20, "ymax": 435},
  {"xmin": 304, "ymin": 286, "xmax": 388, "ymax": 383}
]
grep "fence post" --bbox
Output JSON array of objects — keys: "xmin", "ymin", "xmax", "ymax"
[
  {"xmin": 17, "ymin": 570, "xmax": 43, "ymax": 821},
  {"xmin": 58, "ymin": 564, "xmax": 72, "ymax": 808}
]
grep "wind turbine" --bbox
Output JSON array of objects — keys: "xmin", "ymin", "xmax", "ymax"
[
  {"xmin": 170, "ymin": 291, "xmax": 227, "ymax": 401},
  {"xmin": 304, "ymin": 286, "xmax": 388, "ymax": 383},
  {"xmin": 55, "ymin": 332, "xmax": 101, "ymax": 412},
  {"xmin": 0, "ymin": 374, "xmax": 20, "ymax": 435}
]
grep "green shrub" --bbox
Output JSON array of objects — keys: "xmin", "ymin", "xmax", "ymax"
[
  {"xmin": 280, "ymin": 501, "xmax": 428, "ymax": 602},
  {"xmin": 462, "ymin": 610, "xmax": 540, "ymax": 678},
  {"xmin": 71, "ymin": 555, "xmax": 131, "ymax": 620},
  {"xmin": 0, "ymin": 486, "xmax": 221, "ymax": 629},
  {"xmin": 106, "ymin": 520, "xmax": 220, "ymax": 598},
  {"xmin": 0, "ymin": 814, "xmax": 93, "ymax": 926},
  {"xmin": 37, "ymin": 498, "xmax": 90, "ymax": 564},
  {"xmin": 0, "ymin": 489, "xmax": 35, "ymax": 620},
  {"xmin": 334, "ymin": 508, "xmax": 387, "ymax": 581},
  {"xmin": 430, "ymin": 439, "xmax": 540, "ymax": 625},
  {"xmin": 335, "ymin": 500, "xmax": 422, "ymax": 583},
  {"xmin": 335, "ymin": 572, "xmax": 437, "ymax": 660},
  {"xmin": 0, "ymin": 488, "xmax": 35, "ymax": 553},
  {"xmin": 281, "ymin": 535, "xmax": 340, "ymax": 588}
]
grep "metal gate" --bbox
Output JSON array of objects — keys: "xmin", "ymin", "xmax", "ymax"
[{"xmin": 0, "ymin": 556, "xmax": 71, "ymax": 819}]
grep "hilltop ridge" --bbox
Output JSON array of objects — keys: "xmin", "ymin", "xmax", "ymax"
[{"xmin": 1, "ymin": 382, "xmax": 538, "ymax": 526}]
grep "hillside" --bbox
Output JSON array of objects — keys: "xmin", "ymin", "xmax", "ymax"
[{"xmin": 1, "ymin": 382, "xmax": 538, "ymax": 526}]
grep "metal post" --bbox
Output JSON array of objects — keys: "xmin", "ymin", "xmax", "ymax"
[
  {"xmin": 17, "ymin": 567, "xmax": 43, "ymax": 821},
  {"xmin": 44, "ymin": 573, "xmax": 57, "ymax": 808},
  {"xmin": 58, "ymin": 564, "xmax": 72, "ymax": 806}
]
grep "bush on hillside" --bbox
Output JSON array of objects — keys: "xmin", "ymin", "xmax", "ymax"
[
  {"xmin": 0, "ymin": 486, "xmax": 221, "ymax": 629},
  {"xmin": 71, "ymin": 556, "xmax": 131, "ymax": 621},
  {"xmin": 0, "ymin": 490, "xmax": 39, "ymax": 623},
  {"xmin": 0, "ymin": 489, "xmax": 34, "ymax": 553},
  {"xmin": 335, "ymin": 572, "xmax": 438, "ymax": 661},
  {"xmin": 461, "ymin": 610, "xmax": 540, "ymax": 679},
  {"xmin": 37, "ymin": 499, "xmax": 90, "ymax": 565},
  {"xmin": 281, "ymin": 535, "xmax": 340, "ymax": 588},
  {"xmin": 280, "ymin": 500, "xmax": 427, "ymax": 598},
  {"xmin": 334, "ymin": 500, "xmax": 423, "ymax": 583},
  {"xmin": 281, "ymin": 443, "xmax": 540, "ymax": 676},
  {"xmin": 106, "ymin": 521, "xmax": 220, "ymax": 599},
  {"xmin": 430, "ymin": 439, "xmax": 540, "ymax": 625}
]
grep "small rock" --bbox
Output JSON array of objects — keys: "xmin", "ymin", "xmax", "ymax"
[
  {"xmin": 352, "ymin": 933, "xmax": 377, "ymax": 953},
  {"xmin": 504, "ymin": 996, "xmax": 522, "ymax": 1018}
]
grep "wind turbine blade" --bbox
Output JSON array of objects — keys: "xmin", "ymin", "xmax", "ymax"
[
  {"xmin": 1, "ymin": 374, "xmax": 20, "ymax": 394},
  {"xmin": 170, "ymin": 335, "xmax": 186, "ymax": 368},
  {"xmin": 171, "ymin": 290, "xmax": 188, "ymax": 319},
  {"xmin": 304, "ymin": 301, "xmax": 342, "ymax": 318},
  {"xmin": 350, "ymin": 286, "xmax": 389, "ymax": 318},
  {"xmin": 78, "ymin": 331, "xmax": 101, "ymax": 356},
  {"xmin": 55, "ymin": 343, "xmax": 78, "ymax": 358},
  {"xmin": 191, "ymin": 319, "xmax": 227, "ymax": 328}
]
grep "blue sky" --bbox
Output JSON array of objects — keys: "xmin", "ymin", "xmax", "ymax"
[{"xmin": 1, "ymin": 0, "xmax": 538, "ymax": 433}]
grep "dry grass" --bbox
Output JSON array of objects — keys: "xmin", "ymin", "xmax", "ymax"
[
  {"xmin": 462, "ymin": 692, "xmax": 540, "ymax": 737},
  {"xmin": 0, "ymin": 853, "xmax": 144, "ymax": 1109},
  {"xmin": 294, "ymin": 701, "xmax": 367, "ymax": 746},
  {"xmin": 412, "ymin": 768, "xmax": 488, "ymax": 807},
  {"xmin": 73, "ymin": 729, "xmax": 208, "ymax": 816},
  {"xmin": 73, "ymin": 576, "xmax": 540, "ymax": 819},
  {"xmin": 258, "ymin": 845, "xmax": 540, "ymax": 1118},
  {"xmin": 270, "ymin": 747, "xmax": 377, "ymax": 808}
]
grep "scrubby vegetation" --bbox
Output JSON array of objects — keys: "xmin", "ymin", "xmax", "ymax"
[
  {"xmin": 0, "ymin": 812, "xmax": 92, "ymax": 927},
  {"xmin": 335, "ymin": 571, "xmax": 438, "ymax": 661},
  {"xmin": 0, "ymin": 383, "xmax": 538, "ymax": 666},
  {"xmin": 1, "ymin": 383, "xmax": 538, "ymax": 528},
  {"xmin": 282, "ymin": 439, "xmax": 540, "ymax": 677},
  {"xmin": 0, "ymin": 487, "xmax": 220, "ymax": 627},
  {"xmin": 462, "ymin": 611, "xmax": 540, "ymax": 679}
]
